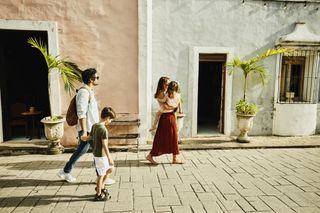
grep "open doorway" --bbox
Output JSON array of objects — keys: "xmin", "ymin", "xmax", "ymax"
[
  {"xmin": 197, "ymin": 54, "xmax": 226, "ymax": 135},
  {"xmin": 0, "ymin": 30, "xmax": 49, "ymax": 141}
]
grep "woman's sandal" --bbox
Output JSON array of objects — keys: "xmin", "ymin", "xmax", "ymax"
[{"xmin": 146, "ymin": 155, "xmax": 159, "ymax": 165}]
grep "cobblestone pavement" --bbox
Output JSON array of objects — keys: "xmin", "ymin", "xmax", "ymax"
[{"xmin": 1, "ymin": 148, "xmax": 320, "ymax": 213}]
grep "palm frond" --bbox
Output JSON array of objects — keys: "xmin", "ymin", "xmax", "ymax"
[
  {"xmin": 227, "ymin": 47, "xmax": 291, "ymax": 102},
  {"xmin": 28, "ymin": 37, "xmax": 83, "ymax": 95},
  {"xmin": 27, "ymin": 37, "xmax": 56, "ymax": 69},
  {"xmin": 251, "ymin": 64, "xmax": 268, "ymax": 85}
]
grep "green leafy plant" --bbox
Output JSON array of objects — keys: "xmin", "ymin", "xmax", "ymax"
[
  {"xmin": 235, "ymin": 99, "xmax": 257, "ymax": 115},
  {"xmin": 228, "ymin": 47, "xmax": 291, "ymax": 114},
  {"xmin": 28, "ymin": 37, "xmax": 82, "ymax": 118}
]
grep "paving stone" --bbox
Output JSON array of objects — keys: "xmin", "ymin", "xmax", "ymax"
[
  {"xmin": 178, "ymin": 191, "xmax": 201, "ymax": 206},
  {"xmin": 171, "ymin": 205, "xmax": 192, "ymax": 213},
  {"xmin": 284, "ymin": 192, "xmax": 316, "ymax": 207},
  {"xmin": 153, "ymin": 196, "xmax": 181, "ymax": 207},
  {"xmin": 161, "ymin": 185, "xmax": 177, "ymax": 197},
  {"xmin": 174, "ymin": 184, "xmax": 193, "ymax": 192},
  {"xmin": 260, "ymin": 195, "xmax": 295, "ymax": 213},
  {"xmin": 246, "ymin": 196, "xmax": 271, "ymax": 211},
  {"xmin": 292, "ymin": 206, "xmax": 320, "ymax": 213},
  {"xmin": 202, "ymin": 202, "xmax": 224, "ymax": 213},
  {"xmin": 282, "ymin": 175, "xmax": 311, "ymax": 187},
  {"xmin": 134, "ymin": 196, "xmax": 153, "ymax": 211},
  {"xmin": 219, "ymin": 199, "xmax": 242, "ymax": 211},
  {"xmin": 276, "ymin": 194, "xmax": 299, "ymax": 208},
  {"xmin": 134, "ymin": 187, "xmax": 151, "ymax": 197},
  {"xmin": 154, "ymin": 205, "xmax": 171, "ymax": 212},
  {"xmin": 252, "ymin": 178, "xmax": 282, "ymax": 196},
  {"xmin": 235, "ymin": 198, "xmax": 255, "ymax": 212}
]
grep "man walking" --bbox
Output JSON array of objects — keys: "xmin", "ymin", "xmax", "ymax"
[{"xmin": 58, "ymin": 68, "xmax": 99, "ymax": 182}]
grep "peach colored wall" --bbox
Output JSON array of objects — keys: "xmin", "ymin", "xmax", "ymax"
[{"xmin": 0, "ymin": 0, "xmax": 138, "ymax": 146}]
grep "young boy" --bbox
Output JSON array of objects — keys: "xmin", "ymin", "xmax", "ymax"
[{"xmin": 81, "ymin": 106, "xmax": 116, "ymax": 201}]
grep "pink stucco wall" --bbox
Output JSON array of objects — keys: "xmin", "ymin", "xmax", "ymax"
[{"xmin": 0, "ymin": 0, "xmax": 138, "ymax": 146}]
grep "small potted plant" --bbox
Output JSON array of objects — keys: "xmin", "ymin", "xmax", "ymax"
[
  {"xmin": 28, "ymin": 37, "xmax": 82, "ymax": 154},
  {"xmin": 228, "ymin": 47, "xmax": 290, "ymax": 142}
]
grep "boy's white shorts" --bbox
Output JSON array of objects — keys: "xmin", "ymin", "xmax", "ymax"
[{"xmin": 93, "ymin": 156, "xmax": 111, "ymax": 176}]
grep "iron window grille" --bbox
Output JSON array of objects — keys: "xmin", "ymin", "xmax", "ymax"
[{"xmin": 277, "ymin": 49, "xmax": 320, "ymax": 104}]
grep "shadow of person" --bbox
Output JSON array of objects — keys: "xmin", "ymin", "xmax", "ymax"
[
  {"xmin": 0, "ymin": 194, "xmax": 94, "ymax": 207},
  {"xmin": 0, "ymin": 160, "xmax": 93, "ymax": 170},
  {"xmin": 114, "ymin": 159, "xmax": 158, "ymax": 167}
]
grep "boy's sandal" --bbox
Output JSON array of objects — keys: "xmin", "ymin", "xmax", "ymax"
[
  {"xmin": 95, "ymin": 187, "xmax": 111, "ymax": 199},
  {"xmin": 94, "ymin": 193, "xmax": 108, "ymax": 201}
]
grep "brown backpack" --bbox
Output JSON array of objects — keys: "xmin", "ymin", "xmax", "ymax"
[{"xmin": 66, "ymin": 87, "xmax": 91, "ymax": 126}]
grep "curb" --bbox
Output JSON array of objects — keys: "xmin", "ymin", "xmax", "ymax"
[{"xmin": 1, "ymin": 135, "xmax": 320, "ymax": 156}]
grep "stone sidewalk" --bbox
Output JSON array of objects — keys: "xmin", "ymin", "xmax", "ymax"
[
  {"xmin": 1, "ymin": 148, "xmax": 320, "ymax": 212},
  {"xmin": 1, "ymin": 135, "xmax": 320, "ymax": 155}
]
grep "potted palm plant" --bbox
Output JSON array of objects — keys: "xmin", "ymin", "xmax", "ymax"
[
  {"xmin": 28, "ymin": 37, "xmax": 82, "ymax": 154},
  {"xmin": 228, "ymin": 47, "xmax": 289, "ymax": 142}
]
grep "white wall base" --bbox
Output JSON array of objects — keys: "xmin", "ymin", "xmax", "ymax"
[{"xmin": 273, "ymin": 104, "xmax": 317, "ymax": 136}]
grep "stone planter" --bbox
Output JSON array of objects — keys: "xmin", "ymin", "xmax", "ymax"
[
  {"xmin": 236, "ymin": 113, "xmax": 255, "ymax": 143},
  {"xmin": 41, "ymin": 116, "xmax": 65, "ymax": 154},
  {"xmin": 176, "ymin": 113, "xmax": 185, "ymax": 143}
]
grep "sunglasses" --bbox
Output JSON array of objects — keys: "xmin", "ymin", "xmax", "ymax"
[{"xmin": 92, "ymin": 76, "xmax": 100, "ymax": 80}]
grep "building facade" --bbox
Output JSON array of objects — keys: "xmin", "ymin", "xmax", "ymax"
[
  {"xmin": 140, "ymin": 0, "xmax": 320, "ymax": 141},
  {"xmin": 0, "ymin": 0, "xmax": 320, "ymax": 145}
]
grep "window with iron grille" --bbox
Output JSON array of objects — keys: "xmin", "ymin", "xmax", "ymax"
[{"xmin": 278, "ymin": 50, "xmax": 320, "ymax": 104}]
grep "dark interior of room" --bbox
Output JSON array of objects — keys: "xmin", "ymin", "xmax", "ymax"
[
  {"xmin": 0, "ymin": 30, "xmax": 49, "ymax": 141},
  {"xmin": 197, "ymin": 61, "xmax": 222, "ymax": 134}
]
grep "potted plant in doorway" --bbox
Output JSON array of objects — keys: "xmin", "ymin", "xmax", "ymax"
[
  {"xmin": 28, "ymin": 37, "xmax": 82, "ymax": 154},
  {"xmin": 228, "ymin": 47, "xmax": 290, "ymax": 142}
]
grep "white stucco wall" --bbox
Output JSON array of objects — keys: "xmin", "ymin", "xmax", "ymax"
[
  {"xmin": 150, "ymin": 0, "xmax": 320, "ymax": 137},
  {"xmin": 273, "ymin": 104, "xmax": 317, "ymax": 135}
]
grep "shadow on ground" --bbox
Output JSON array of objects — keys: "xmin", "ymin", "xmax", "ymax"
[
  {"xmin": 0, "ymin": 194, "xmax": 94, "ymax": 208},
  {"xmin": 0, "ymin": 159, "xmax": 154, "ymax": 170},
  {"xmin": 0, "ymin": 178, "xmax": 92, "ymax": 188}
]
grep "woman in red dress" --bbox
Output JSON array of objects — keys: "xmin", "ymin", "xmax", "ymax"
[{"xmin": 146, "ymin": 80, "xmax": 183, "ymax": 165}]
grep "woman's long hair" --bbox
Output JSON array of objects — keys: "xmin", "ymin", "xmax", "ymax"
[{"xmin": 154, "ymin": 76, "xmax": 170, "ymax": 98}]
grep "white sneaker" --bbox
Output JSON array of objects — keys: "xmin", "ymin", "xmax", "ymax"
[
  {"xmin": 57, "ymin": 170, "xmax": 76, "ymax": 183},
  {"xmin": 105, "ymin": 178, "xmax": 115, "ymax": 185},
  {"xmin": 65, "ymin": 173, "xmax": 76, "ymax": 183},
  {"xmin": 57, "ymin": 169, "xmax": 66, "ymax": 179}
]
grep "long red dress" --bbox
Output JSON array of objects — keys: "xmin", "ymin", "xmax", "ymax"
[{"xmin": 150, "ymin": 112, "xmax": 179, "ymax": 156}]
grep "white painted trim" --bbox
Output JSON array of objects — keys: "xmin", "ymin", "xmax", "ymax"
[
  {"xmin": 0, "ymin": 19, "xmax": 59, "ymax": 142},
  {"xmin": 273, "ymin": 54, "xmax": 281, "ymax": 134},
  {"xmin": 138, "ymin": 0, "xmax": 153, "ymax": 144},
  {"xmin": 189, "ymin": 47, "xmax": 234, "ymax": 136}
]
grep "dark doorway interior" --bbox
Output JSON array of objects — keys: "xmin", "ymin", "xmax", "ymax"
[
  {"xmin": 0, "ymin": 30, "xmax": 49, "ymax": 141},
  {"xmin": 197, "ymin": 54, "xmax": 225, "ymax": 134}
]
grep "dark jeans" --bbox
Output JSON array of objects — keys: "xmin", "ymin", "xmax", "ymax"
[{"xmin": 63, "ymin": 131, "xmax": 93, "ymax": 174}]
